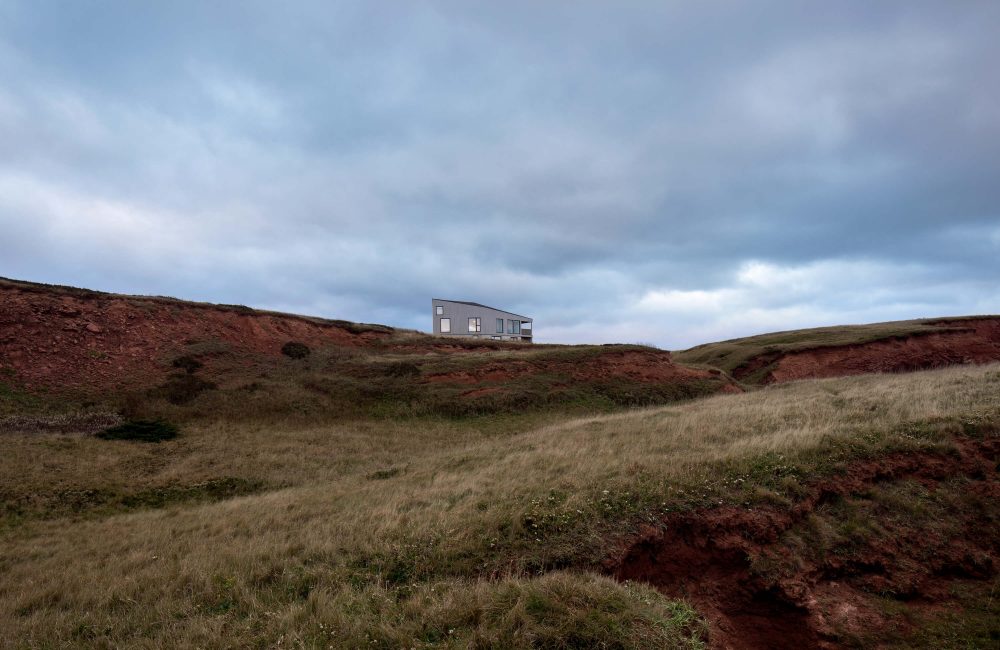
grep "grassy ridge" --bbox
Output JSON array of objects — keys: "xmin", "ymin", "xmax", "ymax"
[
  {"xmin": 1, "ymin": 364, "xmax": 998, "ymax": 647},
  {"xmin": 0, "ymin": 276, "xmax": 395, "ymax": 334},
  {"xmin": 99, "ymin": 341, "xmax": 729, "ymax": 422},
  {"xmin": 671, "ymin": 317, "xmax": 992, "ymax": 377}
]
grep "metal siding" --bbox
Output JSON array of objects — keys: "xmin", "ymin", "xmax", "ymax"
[{"xmin": 431, "ymin": 299, "xmax": 533, "ymax": 340}]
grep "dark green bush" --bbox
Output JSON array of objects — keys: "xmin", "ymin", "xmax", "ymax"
[
  {"xmin": 384, "ymin": 361, "xmax": 420, "ymax": 378},
  {"xmin": 281, "ymin": 341, "xmax": 311, "ymax": 359},
  {"xmin": 96, "ymin": 420, "xmax": 178, "ymax": 442},
  {"xmin": 171, "ymin": 355, "xmax": 203, "ymax": 374},
  {"xmin": 151, "ymin": 374, "xmax": 217, "ymax": 405}
]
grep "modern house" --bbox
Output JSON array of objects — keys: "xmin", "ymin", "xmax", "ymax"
[{"xmin": 432, "ymin": 299, "xmax": 533, "ymax": 342}]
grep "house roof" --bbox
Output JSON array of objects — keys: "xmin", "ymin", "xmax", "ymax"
[{"xmin": 432, "ymin": 298, "xmax": 531, "ymax": 321}]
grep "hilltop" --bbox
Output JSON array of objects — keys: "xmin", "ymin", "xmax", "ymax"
[{"xmin": 674, "ymin": 316, "xmax": 1000, "ymax": 384}]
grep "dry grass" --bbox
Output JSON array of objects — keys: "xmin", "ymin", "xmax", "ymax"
[{"xmin": 1, "ymin": 364, "xmax": 999, "ymax": 647}]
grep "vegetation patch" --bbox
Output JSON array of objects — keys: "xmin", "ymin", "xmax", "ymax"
[
  {"xmin": 382, "ymin": 361, "xmax": 421, "ymax": 378},
  {"xmin": 281, "ymin": 341, "xmax": 311, "ymax": 359},
  {"xmin": 95, "ymin": 419, "xmax": 178, "ymax": 442},
  {"xmin": 171, "ymin": 355, "xmax": 203, "ymax": 374},
  {"xmin": 367, "ymin": 466, "xmax": 404, "ymax": 480},
  {"xmin": 2, "ymin": 477, "xmax": 267, "ymax": 524},
  {"xmin": 0, "ymin": 412, "xmax": 123, "ymax": 435},
  {"xmin": 150, "ymin": 373, "xmax": 217, "ymax": 405}
]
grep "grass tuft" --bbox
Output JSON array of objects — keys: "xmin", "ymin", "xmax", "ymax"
[{"xmin": 95, "ymin": 419, "xmax": 178, "ymax": 442}]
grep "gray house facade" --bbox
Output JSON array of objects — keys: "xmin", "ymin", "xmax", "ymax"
[{"xmin": 432, "ymin": 299, "xmax": 533, "ymax": 342}]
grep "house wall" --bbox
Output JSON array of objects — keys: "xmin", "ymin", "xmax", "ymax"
[{"xmin": 431, "ymin": 300, "xmax": 533, "ymax": 341}]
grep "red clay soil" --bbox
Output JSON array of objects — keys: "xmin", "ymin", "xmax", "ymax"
[
  {"xmin": 607, "ymin": 435, "xmax": 1000, "ymax": 650},
  {"xmin": 0, "ymin": 279, "xmax": 732, "ymax": 398},
  {"xmin": 735, "ymin": 318, "xmax": 1000, "ymax": 384},
  {"xmin": 0, "ymin": 280, "xmax": 389, "ymax": 391}
]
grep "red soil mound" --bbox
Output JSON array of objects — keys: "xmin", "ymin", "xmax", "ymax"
[
  {"xmin": 0, "ymin": 280, "xmax": 389, "ymax": 391},
  {"xmin": 1, "ymin": 279, "xmax": 733, "ymax": 401},
  {"xmin": 607, "ymin": 435, "xmax": 1000, "ymax": 649},
  {"xmin": 735, "ymin": 318, "xmax": 1000, "ymax": 384}
]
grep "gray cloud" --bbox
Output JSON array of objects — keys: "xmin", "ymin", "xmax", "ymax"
[{"xmin": 1, "ymin": 1, "xmax": 998, "ymax": 347}]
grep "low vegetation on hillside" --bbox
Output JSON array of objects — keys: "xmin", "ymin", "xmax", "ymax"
[
  {"xmin": 1, "ymin": 364, "xmax": 997, "ymax": 648},
  {"xmin": 674, "ymin": 316, "xmax": 1000, "ymax": 384}
]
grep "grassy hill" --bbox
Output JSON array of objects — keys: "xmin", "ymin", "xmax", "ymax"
[
  {"xmin": 2, "ymin": 364, "xmax": 998, "ymax": 648},
  {"xmin": 674, "ymin": 316, "xmax": 1000, "ymax": 384},
  {"xmin": 2, "ymin": 279, "xmax": 999, "ymax": 648}
]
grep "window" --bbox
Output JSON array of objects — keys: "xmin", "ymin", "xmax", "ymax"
[
  {"xmin": 440, "ymin": 318, "xmax": 450, "ymax": 333},
  {"xmin": 435, "ymin": 305, "xmax": 443, "ymax": 315},
  {"xmin": 510, "ymin": 320, "xmax": 520, "ymax": 334},
  {"xmin": 468, "ymin": 317, "xmax": 481, "ymax": 332},
  {"xmin": 496, "ymin": 318, "xmax": 504, "ymax": 333}
]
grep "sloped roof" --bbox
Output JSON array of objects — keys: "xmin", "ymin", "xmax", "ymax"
[{"xmin": 432, "ymin": 298, "xmax": 531, "ymax": 321}]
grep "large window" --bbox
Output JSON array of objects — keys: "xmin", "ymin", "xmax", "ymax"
[
  {"xmin": 468, "ymin": 317, "xmax": 481, "ymax": 332},
  {"xmin": 435, "ymin": 305, "xmax": 443, "ymax": 315},
  {"xmin": 507, "ymin": 319, "xmax": 520, "ymax": 335},
  {"xmin": 496, "ymin": 318, "xmax": 504, "ymax": 333},
  {"xmin": 440, "ymin": 318, "xmax": 451, "ymax": 333}
]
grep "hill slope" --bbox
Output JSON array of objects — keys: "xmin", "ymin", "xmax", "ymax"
[
  {"xmin": 674, "ymin": 317, "xmax": 1000, "ymax": 384},
  {"xmin": 0, "ymin": 277, "xmax": 732, "ymax": 421},
  {"xmin": 2, "ymin": 363, "xmax": 997, "ymax": 648},
  {"xmin": 2, "ymin": 277, "xmax": 999, "ymax": 648}
]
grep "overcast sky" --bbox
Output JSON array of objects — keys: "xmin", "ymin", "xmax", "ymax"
[{"xmin": 1, "ymin": 2, "xmax": 998, "ymax": 348}]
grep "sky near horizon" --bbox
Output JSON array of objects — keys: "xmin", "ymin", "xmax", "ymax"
[{"xmin": 1, "ymin": 1, "xmax": 998, "ymax": 348}]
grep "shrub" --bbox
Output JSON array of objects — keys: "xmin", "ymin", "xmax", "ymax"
[
  {"xmin": 384, "ymin": 361, "xmax": 420, "ymax": 378},
  {"xmin": 171, "ymin": 355, "xmax": 203, "ymax": 374},
  {"xmin": 151, "ymin": 374, "xmax": 217, "ymax": 405},
  {"xmin": 281, "ymin": 341, "xmax": 311, "ymax": 359},
  {"xmin": 96, "ymin": 420, "xmax": 178, "ymax": 443}
]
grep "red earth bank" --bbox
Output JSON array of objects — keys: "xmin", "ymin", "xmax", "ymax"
[
  {"xmin": 0, "ymin": 281, "xmax": 388, "ymax": 390},
  {"xmin": 608, "ymin": 435, "xmax": 1000, "ymax": 649},
  {"xmin": 735, "ymin": 318, "xmax": 1000, "ymax": 384}
]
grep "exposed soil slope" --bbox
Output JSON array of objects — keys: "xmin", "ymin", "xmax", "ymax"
[
  {"xmin": 0, "ymin": 277, "xmax": 391, "ymax": 391},
  {"xmin": 675, "ymin": 317, "xmax": 1000, "ymax": 385},
  {"xmin": 608, "ymin": 434, "xmax": 1000, "ymax": 649},
  {"xmin": 748, "ymin": 319, "xmax": 1000, "ymax": 384},
  {"xmin": 0, "ymin": 278, "xmax": 732, "ymax": 413}
]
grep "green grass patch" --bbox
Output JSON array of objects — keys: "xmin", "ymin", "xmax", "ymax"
[
  {"xmin": 96, "ymin": 419, "xmax": 179, "ymax": 442},
  {"xmin": 2, "ymin": 476, "xmax": 267, "ymax": 525}
]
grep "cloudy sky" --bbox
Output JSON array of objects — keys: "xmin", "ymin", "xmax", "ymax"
[{"xmin": 1, "ymin": 2, "xmax": 998, "ymax": 348}]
